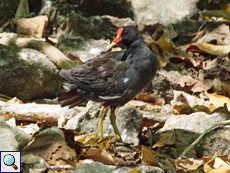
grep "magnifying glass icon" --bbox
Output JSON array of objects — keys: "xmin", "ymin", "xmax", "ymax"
[{"xmin": 3, "ymin": 154, "xmax": 18, "ymax": 170}]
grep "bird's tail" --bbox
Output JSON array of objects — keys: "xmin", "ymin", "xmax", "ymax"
[{"xmin": 57, "ymin": 83, "xmax": 87, "ymax": 108}]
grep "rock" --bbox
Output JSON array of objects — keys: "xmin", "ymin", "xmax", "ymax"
[
  {"xmin": 11, "ymin": 126, "xmax": 30, "ymax": 151},
  {"xmin": 21, "ymin": 154, "xmax": 50, "ymax": 173},
  {"xmin": 0, "ymin": 0, "xmax": 19, "ymax": 26},
  {"xmin": 0, "ymin": 117, "xmax": 29, "ymax": 151},
  {"xmin": 78, "ymin": 0, "xmax": 133, "ymax": 19},
  {"xmin": 57, "ymin": 37, "xmax": 111, "ymax": 62},
  {"xmin": 127, "ymin": 0, "xmax": 198, "ymax": 30},
  {"xmin": 72, "ymin": 162, "xmax": 113, "ymax": 173},
  {"xmin": 158, "ymin": 112, "xmax": 230, "ymax": 157},
  {"xmin": 0, "ymin": 117, "xmax": 18, "ymax": 151},
  {"xmin": 0, "ymin": 44, "xmax": 62, "ymax": 102},
  {"xmin": 22, "ymin": 127, "xmax": 77, "ymax": 162},
  {"xmin": 102, "ymin": 16, "xmax": 137, "ymax": 28},
  {"xmin": 139, "ymin": 104, "xmax": 173, "ymax": 127},
  {"xmin": 39, "ymin": 3, "xmax": 118, "ymax": 40},
  {"xmin": 202, "ymin": 125, "xmax": 230, "ymax": 157},
  {"xmin": 66, "ymin": 102, "xmax": 143, "ymax": 145},
  {"xmin": 149, "ymin": 69, "xmax": 183, "ymax": 103},
  {"xmin": 173, "ymin": 20, "xmax": 204, "ymax": 44}
]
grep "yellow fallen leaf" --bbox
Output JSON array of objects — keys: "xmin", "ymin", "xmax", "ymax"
[
  {"xmin": 207, "ymin": 94, "xmax": 230, "ymax": 111},
  {"xmin": 157, "ymin": 36, "xmax": 172, "ymax": 52},
  {"xmin": 128, "ymin": 169, "xmax": 142, "ymax": 173},
  {"xmin": 187, "ymin": 43, "xmax": 230, "ymax": 56},
  {"xmin": 74, "ymin": 133, "xmax": 120, "ymax": 151},
  {"xmin": 204, "ymin": 155, "xmax": 216, "ymax": 173},
  {"xmin": 221, "ymin": 4, "xmax": 230, "ymax": 13},
  {"xmin": 213, "ymin": 157, "xmax": 230, "ymax": 173}
]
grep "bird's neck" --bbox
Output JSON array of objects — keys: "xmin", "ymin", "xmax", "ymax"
[{"xmin": 125, "ymin": 39, "xmax": 146, "ymax": 55}]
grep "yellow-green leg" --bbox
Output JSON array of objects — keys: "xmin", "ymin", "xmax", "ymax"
[
  {"xmin": 110, "ymin": 108, "xmax": 122, "ymax": 141},
  {"xmin": 98, "ymin": 106, "xmax": 108, "ymax": 137}
]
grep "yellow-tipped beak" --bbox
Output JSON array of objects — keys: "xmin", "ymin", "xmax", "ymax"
[{"xmin": 110, "ymin": 42, "xmax": 117, "ymax": 47}]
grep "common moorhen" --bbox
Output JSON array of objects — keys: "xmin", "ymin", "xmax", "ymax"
[{"xmin": 58, "ymin": 26, "xmax": 159, "ymax": 141}]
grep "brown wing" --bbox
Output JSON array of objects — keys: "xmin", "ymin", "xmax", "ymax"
[{"xmin": 59, "ymin": 51, "xmax": 128, "ymax": 95}]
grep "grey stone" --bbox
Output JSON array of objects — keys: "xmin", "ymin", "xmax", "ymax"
[
  {"xmin": 66, "ymin": 102, "xmax": 143, "ymax": 145},
  {"xmin": 159, "ymin": 112, "xmax": 230, "ymax": 157},
  {"xmin": 149, "ymin": 69, "xmax": 183, "ymax": 103},
  {"xmin": 39, "ymin": 4, "xmax": 118, "ymax": 40},
  {"xmin": 127, "ymin": 0, "xmax": 198, "ymax": 30},
  {"xmin": 72, "ymin": 162, "xmax": 113, "ymax": 173},
  {"xmin": 140, "ymin": 104, "xmax": 173, "ymax": 125},
  {"xmin": 57, "ymin": 37, "xmax": 111, "ymax": 62},
  {"xmin": 202, "ymin": 125, "xmax": 230, "ymax": 157},
  {"xmin": 0, "ymin": 117, "xmax": 19, "ymax": 151},
  {"xmin": 102, "ymin": 16, "xmax": 137, "ymax": 28},
  {"xmin": 11, "ymin": 126, "xmax": 30, "ymax": 151},
  {"xmin": 21, "ymin": 154, "xmax": 50, "ymax": 173},
  {"xmin": 0, "ymin": 44, "xmax": 62, "ymax": 102}
]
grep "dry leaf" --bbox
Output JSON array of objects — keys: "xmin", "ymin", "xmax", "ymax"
[
  {"xmin": 202, "ymin": 155, "xmax": 230, "ymax": 173},
  {"xmin": 13, "ymin": 15, "xmax": 48, "ymax": 38},
  {"xmin": 197, "ymin": 24, "xmax": 230, "ymax": 45},
  {"xmin": 81, "ymin": 147, "xmax": 115, "ymax": 165},
  {"xmin": 151, "ymin": 43, "xmax": 170, "ymax": 68},
  {"xmin": 136, "ymin": 93, "xmax": 156, "ymax": 103},
  {"xmin": 128, "ymin": 169, "xmax": 142, "ymax": 173},
  {"xmin": 212, "ymin": 78, "xmax": 229, "ymax": 95},
  {"xmin": 207, "ymin": 94, "xmax": 230, "ymax": 111},
  {"xmin": 153, "ymin": 131, "xmax": 175, "ymax": 148},
  {"xmin": 187, "ymin": 43, "xmax": 230, "ymax": 56},
  {"xmin": 175, "ymin": 158, "xmax": 204, "ymax": 171},
  {"xmin": 157, "ymin": 36, "xmax": 172, "ymax": 52},
  {"xmin": 221, "ymin": 4, "xmax": 230, "ymax": 13},
  {"xmin": 6, "ymin": 97, "xmax": 23, "ymax": 104},
  {"xmin": 204, "ymin": 155, "xmax": 216, "ymax": 173},
  {"xmin": 173, "ymin": 103, "xmax": 193, "ymax": 115},
  {"xmin": 177, "ymin": 76, "xmax": 212, "ymax": 93},
  {"xmin": 75, "ymin": 133, "xmax": 119, "ymax": 152},
  {"xmin": 170, "ymin": 56, "xmax": 202, "ymax": 67},
  {"xmin": 213, "ymin": 157, "xmax": 230, "ymax": 173},
  {"xmin": 141, "ymin": 145, "xmax": 159, "ymax": 165},
  {"xmin": 222, "ymin": 85, "xmax": 230, "ymax": 97}
]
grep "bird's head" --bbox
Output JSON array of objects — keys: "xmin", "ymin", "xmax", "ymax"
[{"xmin": 111, "ymin": 26, "xmax": 143, "ymax": 47}]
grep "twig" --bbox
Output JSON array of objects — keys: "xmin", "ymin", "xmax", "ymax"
[
  {"xmin": 0, "ymin": 37, "xmax": 78, "ymax": 69},
  {"xmin": 181, "ymin": 120, "xmax": 230, "ymax": 156}
]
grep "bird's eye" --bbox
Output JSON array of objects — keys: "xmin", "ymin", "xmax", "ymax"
[{"xmin": 124, "ymin": 31, "xmax": 128, "ymax": 35}]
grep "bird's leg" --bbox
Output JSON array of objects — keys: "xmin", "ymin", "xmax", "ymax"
[
  {"xmin": 110, "ymin": 108, "xmax": 122, "ymax": 141},
  {"xmin": 98, "ymin": 106, "xmax": 108, "ymax": 137}
]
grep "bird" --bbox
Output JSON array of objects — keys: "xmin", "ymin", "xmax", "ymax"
[{"xmin": 57, "ymin": 26, "xmax": 159, "ymax": 141}]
